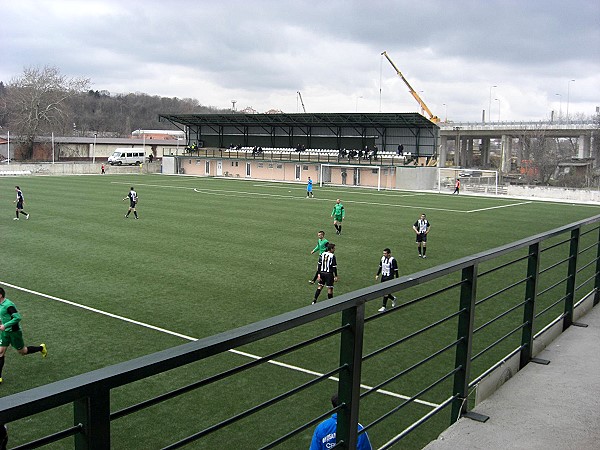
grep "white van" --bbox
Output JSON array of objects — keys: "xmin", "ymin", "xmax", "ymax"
[{"xmin": 108, "ymin": 149, "xmax": 145, "ymax": 165}]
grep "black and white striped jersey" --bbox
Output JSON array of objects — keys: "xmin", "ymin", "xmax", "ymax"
[
  {"xmin": 318, "ymin": 251, "xmax": 337, "ymax": 276},
  {"xmin": 378, "ymin": 256, "xmax": 399, "ymax": 278}
]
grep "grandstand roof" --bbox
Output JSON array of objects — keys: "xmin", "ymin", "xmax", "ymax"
[{"xmin": 159, "ymin": 112, "xmax": 437, "ymax": 129}]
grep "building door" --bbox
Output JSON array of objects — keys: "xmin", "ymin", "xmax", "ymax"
[
  {"xmin": 246, "ymin": 162, "xmax": 251, "ymax": 177},
  {"xmin": 295, "ymin": 165, "xmax": 301, "ymax": 181},
  {"xmin": 205, "ymin": 160, "xmax": 210, "ymax": 175},
  {"xmin": 216, "ymin": 160, "xmax": 223, "ymax": 176}
]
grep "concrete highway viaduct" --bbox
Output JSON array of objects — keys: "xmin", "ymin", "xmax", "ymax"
[{"xmin": 438, "ymin": 120, "xmax": 598, "ymax": 173}]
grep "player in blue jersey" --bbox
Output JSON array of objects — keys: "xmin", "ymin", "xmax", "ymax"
[
  {"xmin": 310, "ymin": 394, "xmax": 372, "ymax": 450},
  {"xmin": 307, "ymin": 177, "xmax": 314, "ymax": 198}
]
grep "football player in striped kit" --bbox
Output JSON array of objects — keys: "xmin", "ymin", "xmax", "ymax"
[
  {"xmin": 412, "ymin": 213, "xmax": 431, "ymax": 258},
  {"xmin": 123, "ymin": 187, "xmax": 139, "ymax": 219},
  {"xmin": 376, "ymin": 248, "xmax": 399, "ymax": 312},
  {"xmin": 312, "ymin": 243, "xmax": 337, "ymax": 304}
]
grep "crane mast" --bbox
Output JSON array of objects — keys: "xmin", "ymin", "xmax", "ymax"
[
  {"xmin": 297, "ymin": 91, "xmax": 306, "ymax": 113},
  {"xmin": 381, "ymin": 51, "xmax": 440, "ymax": 123}
]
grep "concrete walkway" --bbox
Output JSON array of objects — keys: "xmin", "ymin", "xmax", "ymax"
[{"xmin": 423, "ymin": 303, "xmax": 600, "ymax": 450}]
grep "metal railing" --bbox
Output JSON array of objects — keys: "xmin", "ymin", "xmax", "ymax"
[
  {"xmin": 1, "ymin": 215, "xmax": 599, "ymax": 449},
  {"xmin": 162, "ymin": 147, "xmax": 427, "ymax": 167}
]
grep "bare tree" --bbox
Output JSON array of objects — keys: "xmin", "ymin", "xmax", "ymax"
[
  {"xmin": 517, "ymin": 127, "xmax": 570, "ymax": 185},
  {"xmin": 4, "ymin": 66, "xmax": 90, "ymax": 159}
]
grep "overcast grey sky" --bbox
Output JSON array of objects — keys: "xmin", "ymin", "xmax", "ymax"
[{"xmin": 2, "ymin": 0, "xmax": 599, "ymax": 122}]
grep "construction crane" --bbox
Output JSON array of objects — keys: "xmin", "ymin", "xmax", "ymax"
[
  {"xmin": 297, "ymin": 91, "xmax": 306, "ymax": 113},
  {"xmin": 381, "ymin": 51, "xmax": 440, "ymax": 123}
]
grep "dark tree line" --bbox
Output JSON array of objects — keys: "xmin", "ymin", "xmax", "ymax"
[
  {"xmin": 66, "ymin": 90, "xmax": 227, "ymax": 137},
  {"xmin": 0, "ymin": 66, "xmax": 228, "ymax": 158}
]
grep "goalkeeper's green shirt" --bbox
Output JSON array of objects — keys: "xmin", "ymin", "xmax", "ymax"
[
  {"xmin": 331, "ymin": 203, "xmax": 345, "ymax": 219},
  {"xmin": 0, "ymin": 298, "xmax": 22, "ymax": 332},
  {"xmin": 313, "ymin": 238, "xmax": 329, "ymax": 255}
]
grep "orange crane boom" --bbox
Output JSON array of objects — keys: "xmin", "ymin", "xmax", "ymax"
[
  {"xmin": 297, "ymin": 91, "xmax": 306, "ymax": 113},
  {"xmin": 381, "ymin": 51, "xmax": 440, "ymax": 123}
]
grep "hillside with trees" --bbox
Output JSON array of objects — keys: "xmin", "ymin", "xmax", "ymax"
[{"xmin": 0, "ymin": 65, "xmax": 228, "ymax": 158}]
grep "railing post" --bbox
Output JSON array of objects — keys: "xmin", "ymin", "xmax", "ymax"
[
  {"xmin": 520, "ymin": 243, "xmax": 540, "ymax": 369},
  {"xmin": 595, "ymin": 225, "xmax": 600, "ymax": 306},
  {"xmin": 74, "ymin": 388, "xmax": 111, "ymax": 449},
  {"xmin": 563, "ymin": 228, "xmax": 580, "ymax": 330},
  {"xmin": 337, "ymin": 304, "xmax": 366, "ymax": 450},
  {"xmin": 451, "ymin": 264, "xmax": 477, "ymax": 423}
]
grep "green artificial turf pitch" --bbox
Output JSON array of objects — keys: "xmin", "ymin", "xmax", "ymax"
[{"xmin": 0, "ymin": 174, "xmax": 598, "ymax": 448}]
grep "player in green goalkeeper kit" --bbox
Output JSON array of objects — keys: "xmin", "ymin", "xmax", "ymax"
[
  {"xmin": 0, "ymin": 287, "xmax": 47, "ymax": 383},
  {"xmin": 331, "ymin": 199, "xmax": 345, "ymax": 235}
]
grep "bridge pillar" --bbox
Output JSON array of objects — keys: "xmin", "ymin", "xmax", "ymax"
[
  {"xmin": 466, "ymin": 139, "xmax": 474, "ymax": 166},
  {"xmin": 481, "ymin": 138, "xmax": 491, "ymax": 167},
  {"xmin": 501, "ymin": 135, "xmax": 512, "ymax": 173},
  {"xmin": 451, "ymin": 136, "xmax": 459, "ymax": 166},
  {"xmin": 439, "ymin": 135, "xmax": 448, "ymax": 167},
  {"xmin": 593, "ymin": 134, "xmax": 600, "ymax": 168},
  {"xmin": 460, "ymin": 138, "xmax": 467, "ymax": 167},
  {"xmin": 577, "ymin": 134, "xmax": 591, "ymax": 159}
]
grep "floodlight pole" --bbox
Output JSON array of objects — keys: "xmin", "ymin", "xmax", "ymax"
[{"xmin": 93, "ymin": 133, "xmax": 97, "ymax": 164}]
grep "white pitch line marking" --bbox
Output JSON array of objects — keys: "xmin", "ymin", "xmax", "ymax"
[
  {"xmin": 114, "ymin": 181, "xmax": 524, "ymax": 214},
  {"xmin": 0, "ymin": 280, "xmax": 197, "ymax": 341},
  {"xmin": 252, "ymin": 184, "xmax": 427, "ymax": 198},
  {"xmin": 112, "ymin": 181, "xmax": 458, "ymax": 212},
  {"xmin": 466, "ymin": 201, "xmax": 532, "ymax": 213},
  {"xmin": 190, "ymin": 188, "xmax": 465, "ymax": 213},
  {"xmin": 230, "ymin": 349, "xmax": 439, "ymax": 407},
  {"xmin": 1, "ymin": 280, "xmax": 439, "ymax": 408}
]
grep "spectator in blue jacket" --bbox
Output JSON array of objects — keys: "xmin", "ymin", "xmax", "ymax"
[{"xmin": 309, "ymin": 394, "xmax": 372, "ymax": 450}]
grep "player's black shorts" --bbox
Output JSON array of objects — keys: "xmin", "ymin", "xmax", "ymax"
[
  {"xmin": 416, "ymin": 232, "xmax": 428, "ymax": 243},
  {"xmin": 380, "ymin": 275, "xmax": 394, "ymax": 283},
  {"xmin": 318, "ymin": 272, "xmax": 335, "ymax": 288},
  {"xmin": 16, "ymin": 201, "xmax": 24, "ymax": 210},
  {"xmin": 130, "ymin": 200, "xmax": 137, "ymax": 208}
]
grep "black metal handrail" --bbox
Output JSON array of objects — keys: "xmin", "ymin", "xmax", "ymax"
[{"xmin": 1, "ymin": 214, "xmax": 599, "ymax": 449}]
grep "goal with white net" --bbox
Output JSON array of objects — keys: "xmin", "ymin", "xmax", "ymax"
[
  {"xmin": 319, "ymin": 164, "xmax": 383, "ymax": 191},
  {"xmin": 437, "ymin": 168, "xmax": 499, "ymax": 194}
]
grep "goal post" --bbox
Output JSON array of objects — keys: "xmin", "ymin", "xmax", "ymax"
[
  {"xmin": 319, "ymin": 163, "xmax": 382, "ymax": 191},
  {"xmin": 437, "ymin": 168, "xmax": 499, "ymax": 195}
]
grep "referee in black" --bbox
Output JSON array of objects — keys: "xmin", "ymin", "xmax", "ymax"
[
  {"xmin": 312, "ymin": 243, "xmax": 338, "ymax": 304},
  {"xmin": 376, "ymin": 248, "xmax": 399, "ymax": 312}
]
